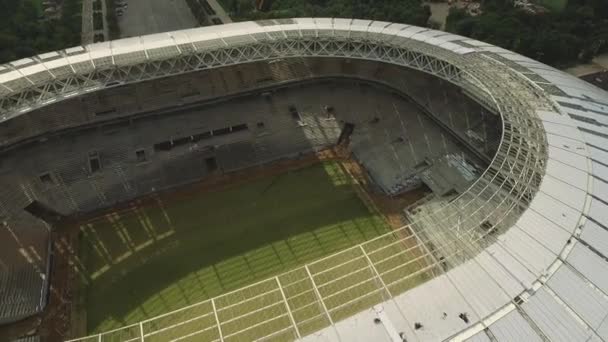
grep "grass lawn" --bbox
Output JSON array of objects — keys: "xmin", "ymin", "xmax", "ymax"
[
  {"xmin": 540, "ymin": 0, "xmax": 567, "ymax": 12},
  {"xmin": 76, "ymin": 161, "xmax": 393, "ymax": 333}
]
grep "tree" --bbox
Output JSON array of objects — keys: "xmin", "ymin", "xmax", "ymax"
[
  {"xmin": 445, "ymin": 0, "xmax": 608, "ymax": 68},
  {"xmin": 0, "ymin": 0, "xmax": 82, "ymax": 64}
]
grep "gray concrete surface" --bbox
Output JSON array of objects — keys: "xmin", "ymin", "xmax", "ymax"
[
  {"xmin": 117, "ymin": 0, "xmax": 199, "ymax": 38},
  {"xmin": 206, "ymin": 0, "xmax": 232, "ymax": 24}
]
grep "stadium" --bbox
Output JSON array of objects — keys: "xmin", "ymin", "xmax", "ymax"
[{"xmin": 0, "ymin": 17, "xmax": 607, "ymax": 342}]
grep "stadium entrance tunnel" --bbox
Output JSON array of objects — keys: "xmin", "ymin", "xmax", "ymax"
[{"xmin": 0, "ymin": 20, "xmax": 573, "ymax": 342}]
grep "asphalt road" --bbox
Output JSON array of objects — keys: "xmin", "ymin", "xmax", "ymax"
[{"xmin": 117, "ymin": 0, "xmax": 199, "ymax": 38}]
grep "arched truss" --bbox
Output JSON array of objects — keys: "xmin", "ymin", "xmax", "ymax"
[{"xmin": 1, "ymin": 18, "xmax": 606, "ymax": 342}]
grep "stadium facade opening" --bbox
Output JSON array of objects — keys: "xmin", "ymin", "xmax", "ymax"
[{"xmin": 0, "ymin": 18, "xmax": 607, "ymax": 342}]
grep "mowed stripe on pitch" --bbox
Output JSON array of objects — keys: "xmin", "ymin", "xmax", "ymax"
[{"xmin": 78, "ymin": 161, "xmax": 393, "ymax": 333}]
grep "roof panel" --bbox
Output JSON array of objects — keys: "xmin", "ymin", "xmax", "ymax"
[
  {"xmin": 580, "ymin": 130, "xmax": 608, "ymax": 150},
  {"xmin": 515, "ymin": 209, "xmax": 570, "ymax": 255},
  {"xmin": 38, "ymin": 51, "xmax": 61, "ymax": 60},
  {"xmin": 580, "ymin": 220, "xmax": 608, "ymax": 255},
  {"xmin": 484, "ymin": 243, "xmax": 536, "ymax": 286},
  {"xmin": 461, "ymin": 39, "xmax": 492, "ymax": 47},
  {"xmin": 497, "ymin": 225, "xmax": 556, "ymax": 275},
  {"xmin": 141, "ymin": 33, "xmax": 176, "ymax": 51},
  {"xmin": 548, "ymin": 146, "xmax": 587, "ymax": 171},
  {"xmin": 546, "ymin": 133, "xmax": 587, "ymax": 155},
  {"xmin": 380, "ymin": 23, "xmax": 409, "ymax": 38},
  {"xmin": 410, "ymin": 30, "xmax": 442, "ymax": 43},
  {"xmin": 588, "ymin": 144, "xmax": 608, "ymax": 165},
  {"xmin": 146, "ymin": 46, "xmax": 180, "ymax": 61},
  {"xmin": 538, "ymin": 174, "xmax": 588, "ymax": 212},
  {"xmin": 0, "ymin": 70, "xmax": 24, "ymax": 84},
  {"xmin": 332, "ymin": 309, "xmax": 392, "ymax": 342},
  {"xmin": 545, "ymin": 159, "xmax": 589, "ymax": 192},
  {"xmin": 543, "ymin": 122, "xmax": 586, "ymax": 141},
  {"xmin": 592, "ymin": 173, "xmax": 608, "ymax": 201},
  {"xmin": 599, "ymin": 318, "xmax": 608, "ymax": 341},
  {"xmin": 523, "ymin": 287, "xmax": 594, "ymax": 342},
  {"xmin": 489, "ymin": 309, "xmax": 543, "ymax": 342},
  {"xmin": 475, "ymin": 252, "xmax": 525, "ymax": 297},
  {"xmin": 567, "ymin": 243, "xmax": 608, "ymax": 294},
  {"xmin": 465, "ymin": 331, "xmax": 491, "ymax": 342},
  {"xmin": 448, "ymin": 260, "xmax": 511, "ymax": 317},
  {"xmin": 10, "ymin": 58, "xmax": 36, "ymax": 67},
  {"xmin": 393, "ymin": 275, "xmax": 476, "ymax": 342},
  {"xmin": 548, "ymin": 265, "xmax": 608, "ymax": 329},
  {"xmin": 528, "ymin": 190, "xmax": 582, "ymax": 234},
  {"xmin": 113, "ymin": 51, "xmax": 147, "ymax": 66},
  {"xmin": 587, "ymin": 199, "xmax": 608, "ymax": 232},
  {"xmin": 396, "ymin": 26, "xmax": 428, "ymax": 39}
]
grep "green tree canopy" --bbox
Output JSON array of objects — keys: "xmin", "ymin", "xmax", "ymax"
[
  {"xmin": 0, "ymin": 0, "xmax": 82, "ymax": 64},
  {"xmin": 232, "ymin": 0, "xmax": 431, "ymax": 27},
  {"xmin": 446, "ymin": 0, "xmax": 608, "ymax": 67}
]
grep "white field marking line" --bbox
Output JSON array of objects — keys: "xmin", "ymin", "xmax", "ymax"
[
  {"xmin": 206, "ymin": 279, "xmax": 279, "ymax": 310},
  {"xmin": 291, "ymin": 300, "xmax": 323, "ymax": 316},
  {"xmin": 317, "ymin": 266, "xmax": 374, "ymax": 290},
  {"xmin": 305, "ymin": 264, "xmax": 334, "ymax": 325},
  {"xmin": 384, "ymin": 264, "xmax": 438, "ymax": 289},
  {"xmin": 134, "ymin": 226, "xmax": 410, "ymax": 336},
  {"xmin": 282, "ymin": 288, "xmax": 315, "ymax": 303},
  {"xmin": 253, "ymin": 325, "xmax": 294, "ymax": 342},
  {"xmin": 211, "ymin": 298, "xmax": 224, "ymax": 342},
  {"xmin": 359, "ymin": 245, "xmax": 392, "ymax": 297},
  {"xmin": 278, "ymin": 264, "xmax": 309, "ymax": 279},
  {"xmin": 306, "ymin": 244, "xmax": 366, "ymax": 270},
  {"xmin": 66, "ymin": 320, "xmax": 141, "ymax": 341},
  {"xmin": 309, "ymin": 254, "xmax": 367, "ymax": 277},
  {"xmin": 216, "ymin": 288, "xmax": 281, "ymax": 312},
  {"xmin": 279, "ymin": 273, "xmax": 312, "ymax": 289},
  {"xmin": 276, "ymin": 276, "xmax": 302, "ymax": 339},
  {"xmin": 326, "ymin": 287, "xmax": 385, "ymax": 313},
  {"xmin": 143, "ymin": 311, "xmax": 215, "ymax": 337},
  {"xmin": 293, "ymin": 310, "xmax": 328, "ymax": 326},
  {"xmin": 122, "ymin": 336, "xmax": 140, "ymax": 342},
  {"xmin": 321, "ymin": 275, "xmax": 378, "ymax": 302},
  {"xmin": 221, "ymin": 313, "xmax": 290, "ymax": 339},
  {"xmin": 376, "ymin": 252, "xmax": 430, "ymax": 276},
  {"xmin": 219, "ymin": 300, "xmax": 284, "ymax": 326},
  {"xmin": 140, "ymin": 299, "xmax": 212, "ymax": 324},
  {"xmin": 169, "ymin": 324, "xmax": 221, "ymax": 342},
  {"xmin": 368, "ymin": 241, "xmax": 424, "ymax": 267},
  {"xmin": 364, "ymin": 233, "xmax": 417, "ymax": 255},
  {"xmin": 379, "ymin": 259, "xmax": 431, "ymax": 284}
]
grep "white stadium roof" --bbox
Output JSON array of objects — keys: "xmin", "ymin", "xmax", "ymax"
[{"xmin": 2, "ymin": 18, "xmax": 608, "ymax": 342}]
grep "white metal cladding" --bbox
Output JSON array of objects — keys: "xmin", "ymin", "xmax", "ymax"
[{"xmin": 0, "ymin": 18, "xmax": 607, "ymax": 341}]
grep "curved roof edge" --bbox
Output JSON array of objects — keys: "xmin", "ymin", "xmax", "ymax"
[{"xmin": 2, "ymin": 19, "xmax": 607, "ymax": 342}]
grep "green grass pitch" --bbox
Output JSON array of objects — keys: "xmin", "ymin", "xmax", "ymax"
[{"xmin": 76, "ymin": 161, "xmax": 393, "ymax": 333}]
